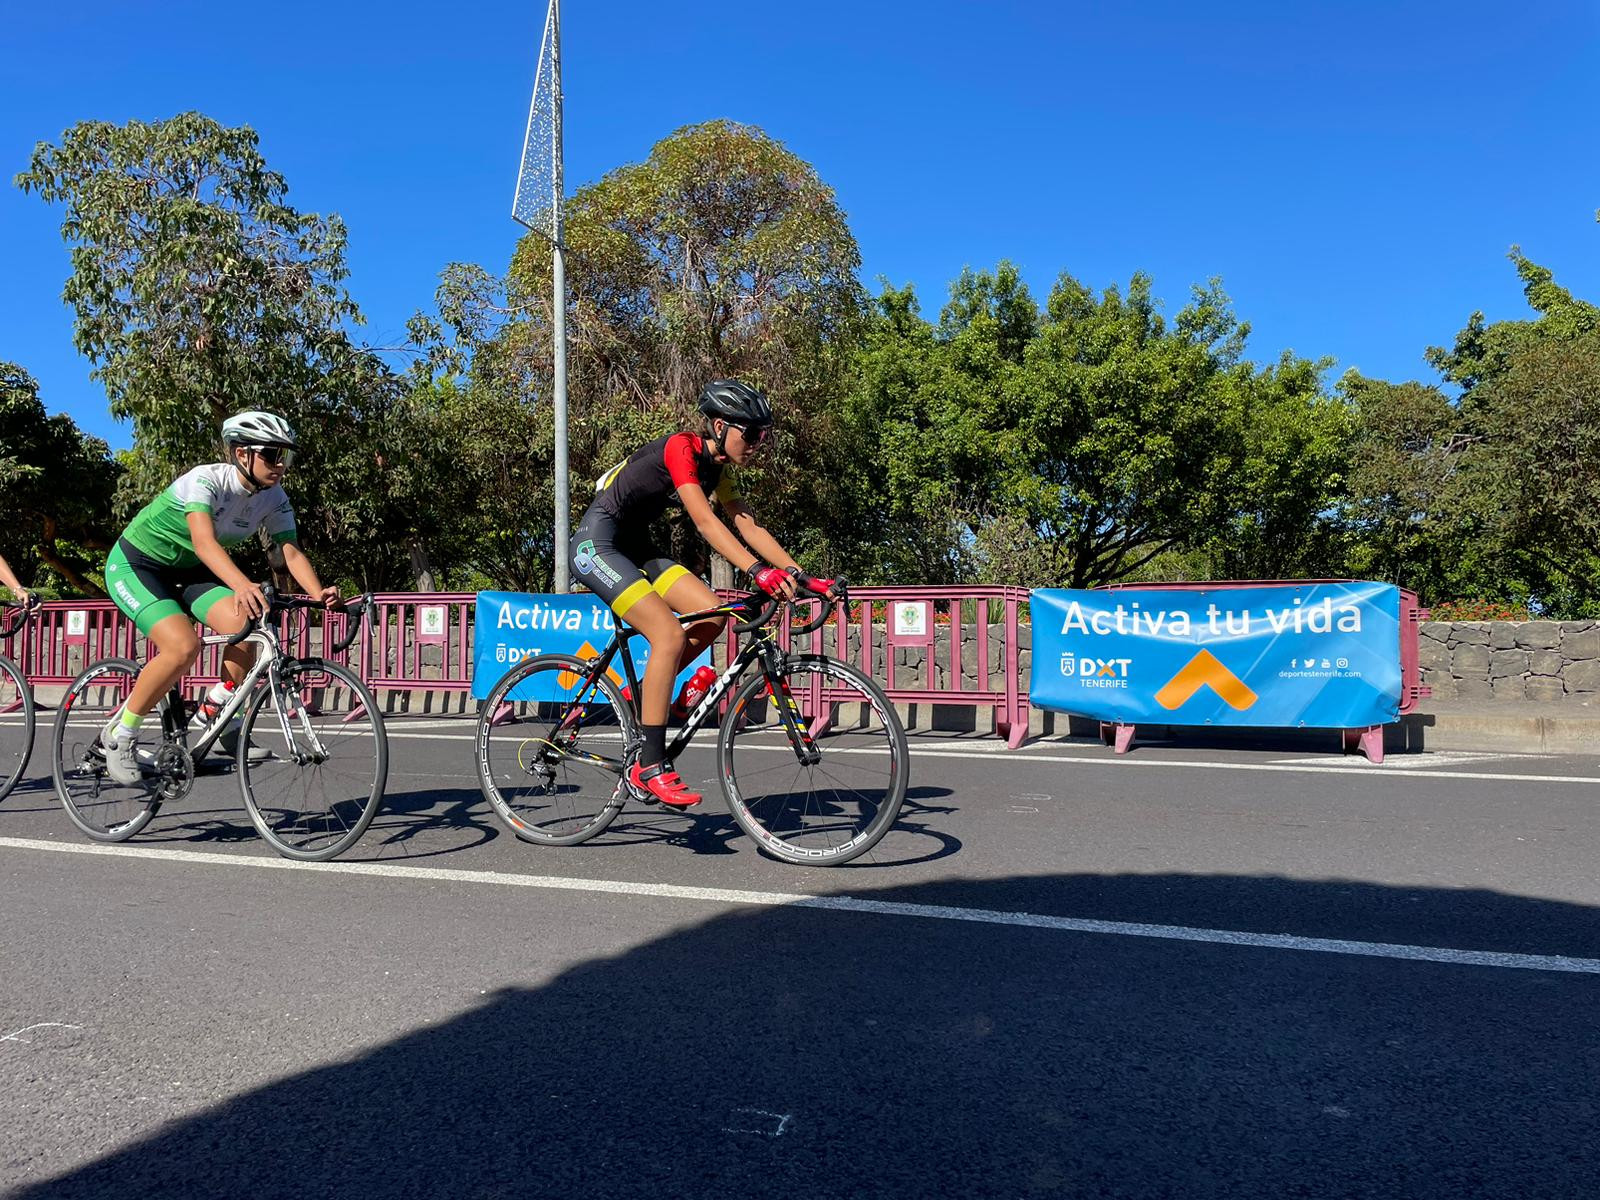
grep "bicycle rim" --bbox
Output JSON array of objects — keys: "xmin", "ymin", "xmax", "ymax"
[
  {"xmin": 475, "ymin": 655, "xmax": 633, "ymax": 846},
  {"xmin": 51, "ymin": 658, "xmax": 159, "ymax": 841},
  {"xmin": 718, "ymin": 655, "xmax": 909, "ymax": 865},
  {"xmin": 238, "ymin": 659, "xmax": 387, "ymax": 862},
  {"xmin": 0, "ymin": 656, "xmax": 34, "ymax": 803}
]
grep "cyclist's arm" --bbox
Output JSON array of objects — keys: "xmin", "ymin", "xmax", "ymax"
[
  {"xmin": 677, "ymin": 482, "xmax": 764, "ymax": 573},
  {"xmin": 279, "ymin": 542, "xmax": 338, "ymax": 606},
  {"xmin": 722, "ymin": 498, "xmax": 797, "ymax": 573},
  {"xmin": 0, "ymin": 554, "xmax": 27, "ymax": 601},
  {"xmin": 185, "ymin": 511, "xmax": 257, "ymax": 592}
]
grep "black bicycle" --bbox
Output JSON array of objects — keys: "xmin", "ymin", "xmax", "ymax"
[
  {"xmin": 50, "ymin": 588, "xmax": 387, "ymax": 861},
  {"xmin": 474, "ymin": 582, "xmax": 910, "ymax": 866},
  {"xmin": 0, "ymin": 596, "xmax": 42, "ymax": 802}
]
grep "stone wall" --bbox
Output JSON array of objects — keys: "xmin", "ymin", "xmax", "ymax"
[{"xmin": 1418, "ymin": 621, "xmax": 1600, "ymax": 702}]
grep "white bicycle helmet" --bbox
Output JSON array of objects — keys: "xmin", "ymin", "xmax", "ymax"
[{"xmin": 221, "ymin": 411, "xmax": 297, "ymax": 449}]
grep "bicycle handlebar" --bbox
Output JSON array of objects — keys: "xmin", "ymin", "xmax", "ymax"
[
  {"xmin": 0, "ymin": 595, "xmax": 41, "ymax": 640},
  {"xmin": 728, "ymin": 577, "xmax": 847, "ymax": 637},
  {"xmin": 224, "ymin": 586, "xmax": 375, "ymax": 654}
]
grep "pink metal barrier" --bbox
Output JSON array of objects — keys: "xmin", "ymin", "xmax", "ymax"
[
  {"xmin": 21, "ymin": 589, "xmax": 1033, "ymax": 743},
  {"xmin": 19, "ymin": 585, "xmax": 1419, "ymax": 758},
  {"xmin": 718, "ymin": 585, "xmax": 1032, "ymax": 748}
]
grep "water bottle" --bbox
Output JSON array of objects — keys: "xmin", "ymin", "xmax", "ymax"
[
  {"xmin": 189, "ymin": 679, "xmax": 236, "ymax": 730},
  {"xmin": 673, "ymin": 666, "xmax": 718, "ymax": 717}
]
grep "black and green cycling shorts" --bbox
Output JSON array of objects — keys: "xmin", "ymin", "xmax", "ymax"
[
  {"xmin": 568, "ymin": 509, "xmax": 693, "ymax": 620},
  {"xmin": 105, "ymin": 538, "xmax": 234, "ymax": 635}
]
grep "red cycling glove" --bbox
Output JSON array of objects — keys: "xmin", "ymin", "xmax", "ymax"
[
  {"xmin": 750, "ymin": 564, "xmax": 791, "ymax": 598},
  {"xmin": 786, "ymin": 567, "xmax": 838, "ymax": 598}
]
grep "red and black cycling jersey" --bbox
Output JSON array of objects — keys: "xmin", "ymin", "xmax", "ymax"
[{"xmin": 590, "ymin": 432, "xmax": 737, "ymax": 526}]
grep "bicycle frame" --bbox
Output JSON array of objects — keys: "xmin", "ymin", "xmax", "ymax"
[
  {"xmin": 160, "ymin": 625, "xmax": 330, "ymax": 766},
  {"xmin": 556, "ymin": 599, "xmax": 822, "ymax": 770}
]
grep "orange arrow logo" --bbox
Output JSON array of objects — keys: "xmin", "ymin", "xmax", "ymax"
[
  {"xmin": 558, "ymin": 641, "xmax": 626, "ymax": 691},
  {"xmin": 1154, "ymin": 649, "xmax": 1258, "ymax": 711}
]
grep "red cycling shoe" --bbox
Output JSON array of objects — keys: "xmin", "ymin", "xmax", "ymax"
[{"xmin": 627, "ymin": 760, "xmax": 703, "ymax": 808}]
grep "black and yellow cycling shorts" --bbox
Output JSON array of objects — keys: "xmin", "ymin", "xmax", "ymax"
[{"xmin": 568, "ymin": 509, "xmax": 694, "ymax": 621}]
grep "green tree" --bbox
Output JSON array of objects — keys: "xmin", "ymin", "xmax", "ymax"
[
  {"xmin": 0, "ymin": 362, "xmax": 121, "ymax": 595},
  {"xmin": 477, "ymin": 120, "xmax": 866, "ymax": 582},
  {"xmin": 995, "ymin": 274, "xmax": 1258, "ymax": 588},
  {"xmin": 16, "ymin": 112, "xmax": 369, "ymax": 501}
]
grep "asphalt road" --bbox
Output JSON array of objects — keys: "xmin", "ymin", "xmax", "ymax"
[{"xmin": 3, "ymin": 720, "xmax": 1598, "ymax": 1199}]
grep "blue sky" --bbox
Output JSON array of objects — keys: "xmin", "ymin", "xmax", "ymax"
[{"xmin": 4, "ymin": 0, "xmax": 1597, "ymax": 450}]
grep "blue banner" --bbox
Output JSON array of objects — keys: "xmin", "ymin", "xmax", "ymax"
[
  {"xmin": 472, "ymin": 592, "xmax": 711, "ymax": 702},
  {"xmin": 1028, "ymin": 582, "xmax": 1402, "ymax": 728}
]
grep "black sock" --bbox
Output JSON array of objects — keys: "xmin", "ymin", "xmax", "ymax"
[{"xmin": 639, "ymin": 724, "xmax": 667, "ymax": 768}]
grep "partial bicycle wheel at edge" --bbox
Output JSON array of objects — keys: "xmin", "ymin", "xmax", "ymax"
[
  {"xmin": 237, "ymin": 658, "xmax": 388, "ymax": 862},
  {"xmin": 475, "ymin": 653, "xmax": 637, "ymax": 846},
  {"xmin": 0, "ymin": 655, "xmax": 36, "ymax": 803},
  {"xmin": 717, "ymin": 654, "xmax": 909, "ymax": 866},
  {"xmin": 51, "ymin": 657, "xmax": 159, "ymax": 841}
]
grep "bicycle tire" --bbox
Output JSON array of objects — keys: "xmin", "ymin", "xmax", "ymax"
[
  {"xmin": 237, "ymin": 658, "xmax": 388, "ymax": 862},
  {"xmin": 0, "ymin": 654, "xmax": 35, "ymax": 803},
  {"xmin": 51, "ymin": 657, "xmax": 160, "ymax": 841},
  {"xmin": 717, "ymin": 654, "xmax": 910, "ymax": 866},
  {"xmin": 475, "ymin": 653, "xmax": 635, "ymax": 846}
]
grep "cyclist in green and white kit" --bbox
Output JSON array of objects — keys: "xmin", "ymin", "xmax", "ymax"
[{"xmin": 101, "ymin": 412, "xmax": 340, "ymax": 785}]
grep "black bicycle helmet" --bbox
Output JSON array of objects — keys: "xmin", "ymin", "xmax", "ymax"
[{"xmin": 697, "ymin": 379, "xmax": 773, "ymax": 428}]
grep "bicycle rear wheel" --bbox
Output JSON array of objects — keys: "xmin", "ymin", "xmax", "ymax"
[
  {"xmin": 718, "ymin": 654, "xmax": 910, "ymax": 866},
  {"xmin": 475, "ymin": 653, "xmax": 635, "ymax": 846},
  {"xmin": 0, "ymin": 655, "xmax": 35, "ymax": 803},
  {"xmin": 51, "ymin": 657, "xmax": 159, "ymax": 841},
  {"xmin": 237, "ymin": 659, "xmax": 387, "ymax": 862}
]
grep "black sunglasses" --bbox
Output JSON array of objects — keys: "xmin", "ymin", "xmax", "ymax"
[
  {"xmin": 250, "ymin": 445, "xmax": 295, "ymax": 467},
  {"xmin": 730, "ymin": 423, "xmax": 772, "ymax": 446}
]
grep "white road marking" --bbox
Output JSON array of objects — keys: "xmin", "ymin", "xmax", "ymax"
[
  {"xmin": 384, "ymin": 727, "xmax": 1600, "ymax": 785},
  {"xmin": 2, "ymin": 837, "xmax": 1596, "ymax": 976},
  {"xmin": 1, "ymin": 1022, "xmax": 82, "ymax": 1043},
  {"xmin": 1272, "ymin": 751, "xmax": 1524, "ymax": 770}
]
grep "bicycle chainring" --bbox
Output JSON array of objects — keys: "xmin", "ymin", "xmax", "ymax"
[{"xmin": 153, "ymin": 741, "xmax": 195, "ymax": 802}]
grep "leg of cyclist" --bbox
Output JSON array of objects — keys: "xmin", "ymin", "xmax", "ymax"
[
  {"xmin": 654, "ymin": 569, "xmax": 725, "ymax": 717},
  {"xmin": 102, "ymin": 543, "xmax": 206, "ymax": 784},
  {"xmin": 616, "ymin": 592, "xmax": 702, "ymax": 808},
  {"xmin": 188, "ymin": 586, "xmax": 270, "ymax": 763},
  {"xmin": 651, "ymin": 566, "xmax": 726, "ymax": 666},
  {"xmin": 102, "ymin": 613, "xmax": 199, "ymax": 785},
  {"xmin": 570, "ymin": 520, "xmax": 702, "ymax": 808}
]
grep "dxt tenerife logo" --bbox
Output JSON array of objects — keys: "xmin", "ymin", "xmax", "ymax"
[{"xmin": 1060, "ymin": 652, "xmax": 1132, "ymax": 690}]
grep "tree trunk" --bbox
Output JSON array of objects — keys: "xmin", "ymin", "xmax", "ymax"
[
  {"xmin": 710, "ymin": 553, "xmax": 734, "ymax": 593},
  {"xmin": 409, "ymin": 537, "xmax": 437, "ymax": 593}
]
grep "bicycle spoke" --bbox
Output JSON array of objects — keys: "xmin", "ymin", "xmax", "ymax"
[
  {"xmin": 719, "ymin": 656, "xmax": 909, "ymax": 865},
  {"xmin": 239, "ymin": 661, "xmax": 386, "ymax": 861},
  {"xmin": 476, "ymin": 656, "xmax": 632, "ymax": 846}
]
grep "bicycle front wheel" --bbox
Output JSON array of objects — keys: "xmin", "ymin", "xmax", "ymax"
[
  {"xmin": 475, "ymin": 653, "xmax": 635, "ymax": 846},
  {"xmin": 0, "ymin": 654, "xmax": 35, "ymax": 803},
  {"xmin": 238, "ymin": 659, "xmax": 387, "ymax": 862},
  {"xmin": 51, "ymin": 657, "xmax": 159, "ymax": 841},
  {"xmin": 718, "ymin": 654, "xmax": 910, "ymax": 866}
]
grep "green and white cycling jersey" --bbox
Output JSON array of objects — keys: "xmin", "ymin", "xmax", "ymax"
[{"xmin": 121, "ymin": 463, "xmax": 298, "ymax": 568}]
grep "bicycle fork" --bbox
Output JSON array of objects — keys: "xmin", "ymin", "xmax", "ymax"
[
  {"xmin": 268, "ymin": 663, "xmax": 327, "ymax": 765},
  {"xmin": 761, "ymin": 646, "xmax": 821, "ymax": 766}
]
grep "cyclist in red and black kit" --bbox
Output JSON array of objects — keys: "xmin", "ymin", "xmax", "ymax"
[{"xmin": 570, "ymin": 379, "xmax": 837, "ymax": 809}]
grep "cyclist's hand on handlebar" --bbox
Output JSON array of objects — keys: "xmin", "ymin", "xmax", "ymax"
[
  {"xmin": 750, "ymin": 564, "xmax": 796, "ymax": 600},
  {"xmin": 233, "ymin": 582, "xmax": 267, "ymax": 620},
  {"xmin": 786, "ymin": 567, "xmax": 839, "ymax": 600},
  {"xmin": 318, "ymin": 585, "xmax": 342, "ymax": 609}
]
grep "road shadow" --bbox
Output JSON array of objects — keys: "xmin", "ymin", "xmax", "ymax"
[{"xmin": 8, "ymin": 871, "xmax": 1598, "ymax": 1199}]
